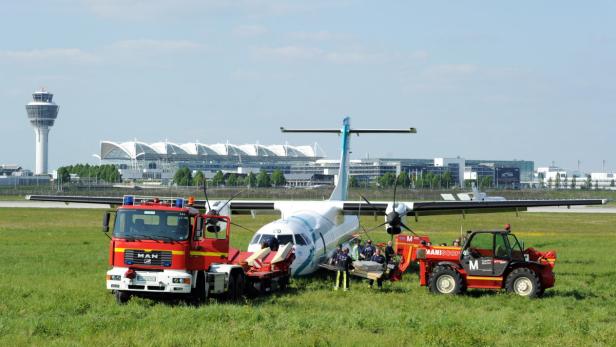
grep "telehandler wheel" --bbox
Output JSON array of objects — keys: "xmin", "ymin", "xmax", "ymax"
[
  {"xmin": 429, "ymin": 266, "xmax": 464, "ymax": 295},
  {"xmin": 115, "ymin": 290, "xmax": 131, "ymax": 304},
  {"xmin": 506, "ymin": 268, "xmax": 541, "ymax": 298}
]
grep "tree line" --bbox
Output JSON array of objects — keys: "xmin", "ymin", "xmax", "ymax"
[
  {"xmin": 174, "ymin": 168, "xmax": 287, "ymax": 187},
  {"xmin": 544, "ymin": 174, "xmax": 615, "ymax": 190},
  {"xmin": 349, "ymin": 171, "xmax": 460, "ymax": 189},
  {"xmin": 57, "ymin": 164, "xmax": 121, "ymax": 183}
]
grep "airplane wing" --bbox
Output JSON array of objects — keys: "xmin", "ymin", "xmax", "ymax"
[
  {"xmin": 27, "ymin": 195, "xmax": 607, "ymax": 217},
  {"xmin": 27, "ymin": 195, "xmax": 124, "ymax": 205},
  {"xmin": 25, "ymin": 195, "xmax": 279, "ymax": 214},
  {"xmin": 342, "ymin": 198, "xmax": 607, "ymax": 217}
]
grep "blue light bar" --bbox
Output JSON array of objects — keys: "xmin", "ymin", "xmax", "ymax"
[
  {"xmin": 123, "ymin": 195, "xmax": 134, "ymax": 205},
  {"xmin": 175, "ymin": 198, "xmax": 184, "ymax": 208}
]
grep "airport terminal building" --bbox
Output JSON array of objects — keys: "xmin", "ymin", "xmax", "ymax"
[
  {"xmin": 99, "ymin": 141, "xmax": 532, "ymax": 188},
  {"xmin": 100, "ymin": 141, "xmax": 323, "ymax": 181}
]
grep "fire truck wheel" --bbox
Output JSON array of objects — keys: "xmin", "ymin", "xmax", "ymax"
[
  {"xmin": 279, "ymin": 275, "xmax": 290, "ymax": 291},
  {"xmin": 115, "ymin": 290, "xmax": 131, "ymax": 304},
  {"xmin": 506, "ymin": 268, "xmax": 541, "ymax": 298},
  {"xmin": 235, "ymin": 273, "xmax": 246, "ymax": 299},
  {"xmin": 191, "ymin": 272, "xmax": 207, "ymax": 304},
  {"xmin": 429, "ymin": 266, "xmax": 463, "ymax": 295},
  {"xmin": 226, "ymin": 273, "xmax": 238, "ymax": 301}
]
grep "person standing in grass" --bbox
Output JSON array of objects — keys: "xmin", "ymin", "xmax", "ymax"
[
  {"xmin": 384, "ymin": 240, "xmax": 395, "ymax": 263},
  {"xmin": 369, "ymin": 248, "xmax": 386, "ymax": 289},
  {"xmin": 362, "ymin": 239, "xmax": 376, "ymax": 260},
  {"xmin": 330, "ymin": 244, "xmax": 343, "ymax": 265},
  {"xmin": 334, "ymin": 248, "xmax": 352, "ymax": 291},
  {"xmin": 351, "ymin": 239, "xmax": 362, "ymax": 261}
]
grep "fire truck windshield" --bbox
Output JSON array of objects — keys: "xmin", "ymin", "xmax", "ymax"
[{"xmin": 113, "ymin": 209, "xmax": 190, "ymax": 241}]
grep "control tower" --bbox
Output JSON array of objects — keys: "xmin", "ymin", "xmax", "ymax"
[{"xmin": 26, "ymin": 89, "xmax": 59, "ymax": 175}]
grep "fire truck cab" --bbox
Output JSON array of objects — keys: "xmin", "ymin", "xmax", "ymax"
[{"xmin": 103, "ymin": 196, "xmax": 293, "ymax": 304}]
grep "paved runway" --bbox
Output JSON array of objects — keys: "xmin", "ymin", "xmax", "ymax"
[{"xmin": 0, "ymin": 201, "xmax": 110, "ymax": 209}]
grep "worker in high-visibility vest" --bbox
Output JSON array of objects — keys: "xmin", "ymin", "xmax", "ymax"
[
  {"xmin": 351, "ymin": 239, "xmax": 362, "ymax": 261},
  {"xmin": 334, "ymin": 248, "xmax": 352, "ymax": 291}
]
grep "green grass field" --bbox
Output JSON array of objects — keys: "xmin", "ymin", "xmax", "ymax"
[{"xmin": 1, "ymin": 208, "xmax": 616, "ymax": 346}]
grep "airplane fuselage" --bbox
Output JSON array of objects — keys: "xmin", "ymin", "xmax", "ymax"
[{"xmin": 246, "ymin": 202, "xmax": 358, "ymax": 276}]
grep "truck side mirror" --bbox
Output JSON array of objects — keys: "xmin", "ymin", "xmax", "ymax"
[
  {"xmin": 102, "ymin": 212, "xmax": 111, "ymax": 233},
  {"xmin": 194, "ymin": 216, "xmax": 203, "ymax": 239}
]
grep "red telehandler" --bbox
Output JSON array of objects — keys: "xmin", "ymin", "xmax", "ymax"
[{"xmin": 391, "ymin": 230, "xmax": 556, "ymax": 297}]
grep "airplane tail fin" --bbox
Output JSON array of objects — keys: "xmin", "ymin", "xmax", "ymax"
[
  {"xmin": 330, "ymin": 118, "xmax": 351, "ymax": 200},
  {"xmin": 281, "ymin": 117, "xmax": 416, "ymax": 201}
]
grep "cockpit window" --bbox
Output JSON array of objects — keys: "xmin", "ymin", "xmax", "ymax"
[
  {"xmin": 251, "ymin": 233, "xmax": 300, "ymax": 246},
  {"xmin": 295, "ymin": 234, "xmax": 307, "ymax": 245},
  {"xmin": 250, "ymin": 234, "xmax": 261, "ymax": 245},
  {"xmin": 277, "ymin": 235, "xmax": 294, "ymax": 246},
  {"xmin": 260, "ymin": 234, "xmax": 274, "ymax": 245}
]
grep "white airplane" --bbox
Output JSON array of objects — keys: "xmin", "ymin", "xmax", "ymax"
[
  {"xmin": 27, "ymin": 117, "xmax": 607, "ymax": 277},
  {"xmin": 210, "ymin": 118, "xmax": 604, "ymax": 276},
  {"xmin": 209, "ymin": 117, "xmax": 416, "ymax": 275}
]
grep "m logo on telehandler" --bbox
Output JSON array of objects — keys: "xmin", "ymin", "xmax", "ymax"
[{"xmin": 469, "ymin": 260, "xmax": 479, "ymax": 270}]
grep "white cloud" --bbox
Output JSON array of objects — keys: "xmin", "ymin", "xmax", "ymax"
[
  {"xmin": 256, "ymin": 45, "xmax": 324, "ymax": 61},
  {"xmin": 111, "ymin": 39, "xmax": 204, "ymax": 51},
  {"xmin": 80, "ymin": 0, "xmax": 346, "ymax": 20},
  {"xmin": 426, "ymin": 64, "xmax": 478, "ymax": 77},
  {"xmin": 287, "ymin": 31, "xmax": 349, "ymax": 41},
  {"xmin": 233, "ymin": 25, "xmax": 268, "ymax": 38},
  {"xmin": 0, "ymin": 48, "xmax": 99, "ymax": 64},
  {"xmin": 255, "ymin": 45, "xmax": 428, "ymax": 65}
]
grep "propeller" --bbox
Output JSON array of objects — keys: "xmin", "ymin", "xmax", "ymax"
[
  {"xmin": 202, "ymin": 181, "xmax": 249, "ymax": 234},
  {"xmin": 354, "ymin": 195, "xmax": 375, "ymax": 240},
  {"xmin": 361, "ymin": 174, "xmax": 419, "ymax": 238}
]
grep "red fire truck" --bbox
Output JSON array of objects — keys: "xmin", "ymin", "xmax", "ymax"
[{"xmin": 103, "ymin": 195, "xmax": 294, "ymax": 304}]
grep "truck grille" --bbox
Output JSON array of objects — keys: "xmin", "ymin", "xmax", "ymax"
[{"xmin": 124, "ymin": 250, "xmax": 172, "ymax": 266}]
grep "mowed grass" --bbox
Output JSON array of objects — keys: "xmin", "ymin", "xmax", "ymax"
[{"xmin": 1, "ymin": 209, "xmax": 616, "ymax": 347}]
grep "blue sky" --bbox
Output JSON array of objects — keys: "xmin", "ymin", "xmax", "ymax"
[{"xmin": 1, "ymin": 0, "xmax": 615, "ymax": 172}]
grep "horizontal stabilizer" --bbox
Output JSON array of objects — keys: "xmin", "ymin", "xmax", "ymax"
[{"xmin": 280, "ymin": 127, "xmax": 416, "ymax": 134}]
